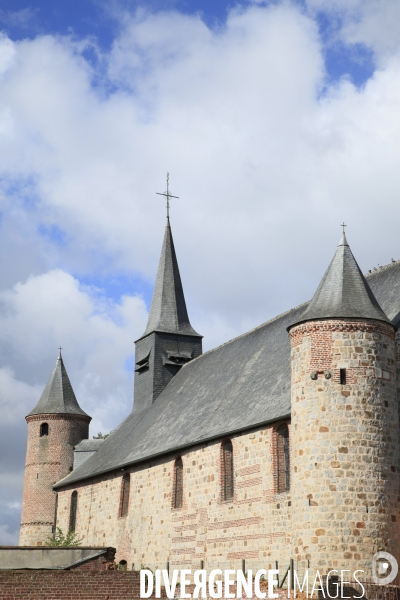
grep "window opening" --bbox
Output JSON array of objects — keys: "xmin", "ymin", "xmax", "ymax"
[
  {"xmin": 69, "ymin": 491, "xmax": 78, "ymax": 532},
  {"xmin": 120, "ymin": 474, "xmax": 130, "ymax": 517},
  {"xmin": 173, "ymin": 458, "xmax": 183, "ymax": 509},
  {"xmin": 222, "ymin": 440, "xmax": 234, "ymax": 501},
  {"xmin": 277, "ymin": 424, "xmax": 290, "ymax": 493}
]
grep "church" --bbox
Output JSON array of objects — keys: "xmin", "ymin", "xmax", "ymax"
[{"xmin": 19, "ymin": 216, "xmax": 400, "ymax": 579}]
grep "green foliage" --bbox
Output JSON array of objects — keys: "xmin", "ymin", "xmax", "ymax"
[{"xmin": 45, "ymin": 527, "xmax": 83, "ymax": 547}]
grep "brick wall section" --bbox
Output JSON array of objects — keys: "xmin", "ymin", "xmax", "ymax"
[
  {"xmin": 0, "ymin": 571, "xmax": 296, "ymax": 600},
  {"xmin": 0, "ymin": 571, "xmax": 146, "ymax": 600},
  {"xmin": 20, "ymin": 413, "xmax": 90, "ymax": 546},
  {"xmin": 55, "ymin": 425, "xmax": 292, "ymax": 573},
  {"xmin": 289, "ymin": 318, "xmax": 400, "ymax": 577}
]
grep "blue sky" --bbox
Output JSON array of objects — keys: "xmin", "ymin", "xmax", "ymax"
[
  {"xmin": 0, "ymin": 0, "xmax": 377, "ymax": 88},
  {"xmin": 0, "ymin": 0, "xmax": 399, "ymax": 544}
]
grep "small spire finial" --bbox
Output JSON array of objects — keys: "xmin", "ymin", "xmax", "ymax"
[
  {"xmin": 58, "ymin": 346, "xmax": 63, "ymax": 359},
  {"xmin": 156, "ymin": 172, "xmax": 179, "ymax": 219},
  {"xmin": 339, "ymin": 222, "xmax": 348, "ymax": 246}
]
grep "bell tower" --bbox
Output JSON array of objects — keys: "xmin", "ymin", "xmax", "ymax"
[
  {"xmin": 288, "ymin": 231, "xmax": 400, "ymax": 576},
  {"xmin": 20, "ymin": 351, "xmax": 91, "ymax": 546},
  {"xmin": 134, "ymin": 217, "xmax": 202, "ymax": 413}
]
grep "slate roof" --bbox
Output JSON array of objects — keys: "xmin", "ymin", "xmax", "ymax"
[
  {"xmin": 27, "ymin": 353, "xmax": 90, "ymax": 419},
  {"xmin": 74, "ymin": 439, "xmax": 104, "ymax": 452},
  {"xmin": 139, "ymin": 219, "xmax": 201, "ymax": 340},
  {"xmin": 54, "ymin": 257, "xmax": 400, "ymax": 489},
  {"xmin": 289, "ymin": 233, "xmax": 391, "ymax": 328}
]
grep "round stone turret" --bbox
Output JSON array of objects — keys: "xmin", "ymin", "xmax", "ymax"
[
  {"xmin": 288, "ymin": 234, "xmax": 400, "ymax": 576},
  {"xmin": 20, "ymin": 352, "xmax": 91, "ymax": 546}
]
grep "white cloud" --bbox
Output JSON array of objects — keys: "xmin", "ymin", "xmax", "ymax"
[
  {"xmin": 305, "ymin": 0, "xmax": 400, "ymax": 64},
  {"xmin": 0, "ymin": 32, "xmax": 15, "ymax": 78},
  {"xmin": 0, "ymin": 269, "xmax": 148, "ymax": 422}
]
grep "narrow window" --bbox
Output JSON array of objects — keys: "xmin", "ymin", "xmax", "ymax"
[
  {"xmin": 276, "ymin": 424, "xmax": 290, "ymax": 493},
  {"xmin": 340, "ymin": 368, "xmax": 347, "ymax": 385},
  {"xmin": 118, "ymin": 560, "xmax": 127, "ymax": 571},
  {"xmin": 120, "ymin": 474, "xmax": 130, "ymax": 517},
  {"xmin": 173, "ymin": 458, "xmax": 183, "ymax": 509},
  {"xmin": 222, "ymin": 440, "xmax": 234, "ymax": 501},
  {"xmin": 69, "ymin": 491, "xmax": 78, "ymax": 532},
  {"xmin": 40, "ymin": 423, "xmax": 49, "ymax": 437}
]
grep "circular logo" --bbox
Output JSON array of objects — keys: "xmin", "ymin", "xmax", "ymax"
[{"xmin": 372, "ymin": 552, "xmax": 398, "ymax": 585}]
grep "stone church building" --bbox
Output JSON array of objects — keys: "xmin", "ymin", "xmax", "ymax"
[{"xmin": 19, "ymin": 219, "xmax": 400, "ymax": 578}]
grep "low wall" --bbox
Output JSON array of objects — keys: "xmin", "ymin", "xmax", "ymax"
[
  {"xmin": 0, "ymin": 571, "xmax": 145, "ymax": 599},
  {"xmin": 0, "ymin": 546, "xmax": 115, "ymax": 570}
]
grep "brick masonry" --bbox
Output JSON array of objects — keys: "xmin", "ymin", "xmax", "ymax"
[
  {"xmin": 21, "ymin": 319, "xmax": 400, "ymax": 577},
  {"xmin": 20, "ymin": 413, "xmax": 90, "ymax": 546},
  {"xmin": 0, "ymin": 571, "xmax": 299, "ymax": 600},
  {"xmin": 0, "ymin": 571, "xmax": 145, "ymax": 600},
  {"xmin": 55, "ymin": 424, "xmax": 292, "ymax": 573},
  {"xmin": 289, "ymin": 318, "xmax": 400, "ymax": 576}
]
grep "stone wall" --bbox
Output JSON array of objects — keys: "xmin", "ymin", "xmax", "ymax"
[
  {"xmin": 289, "ymin": 318, "xmax": 400, "ymax": 577},
  {"xmin": 55, "ymin": 424, "xmax": 292, "ymax": 573},
  {"xmin": 20, "ymin": 413, "xmax": 90, "ymax": 546}
]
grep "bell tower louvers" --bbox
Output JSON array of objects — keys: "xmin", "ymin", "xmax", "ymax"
[{"xmin": 133, "ymin": 219, "xmax": 202, "ymax": 413}]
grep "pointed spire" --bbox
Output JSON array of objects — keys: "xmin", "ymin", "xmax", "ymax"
[
  {"xmin": 290, "ymin": 232, "xmax": 391, "ymax": 328},
  {"xmin": 140, "ymin": 219, "xmax": 201, "ymax": 339},
  {"xmin": 27, "ymin": 352, "xmax": 90, "ymax": 418},
  {"xmin": 339, "ymin": 231, "xmax": 348, "ymax": 246}
]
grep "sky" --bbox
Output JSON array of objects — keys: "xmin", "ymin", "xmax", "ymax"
[{"xmin": 0, "ymin": 0, "xmax": 399, "ymax": 544}]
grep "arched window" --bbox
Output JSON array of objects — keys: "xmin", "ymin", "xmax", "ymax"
[
  {"xmin": 120, "ymin": 474, "xmax": 130, "ymax": 517},
  {"xmin": 173, "ymin": 457, "xmax": 183, "ymax": 509},
  {"xmin": 221, "ymin": 440, "xmax": 234, "ymax": 501},
  {"xmin": 118, "ymin": 560, "xmax": 127, "ymax": 571},
  {"xmin": 69, "ymin": 491, "xmax": 78, "ymax": 532},
  {"xmin": 40, "ymin": 423, "xmax": 49, "ymax": 437},
  {"xmin": 276, "ymin": 424, "xmax": 290, "ymax": 493}
]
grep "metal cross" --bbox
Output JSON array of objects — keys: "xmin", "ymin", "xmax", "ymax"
[
  {"xmin": 341, "ymin": 222, "xmax": 347, "ymax": 233},
  {"xmin": 58, "ymin": 346, "xmax": 63, "ymax": 358},
  {"xmin": 156, "ymin": 173, "xmax": 179, "ymax": 219}
]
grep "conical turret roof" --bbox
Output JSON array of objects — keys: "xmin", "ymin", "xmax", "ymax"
[
  {"xmin": 27, "ymin": 352, "xmax": 90, "ymax": 418},
  {"xmin": 289, "ymin": 232, "xmax": 391, "ymax": 328},
  {"xmin": 139, "ymin": 219, "xmax": 201, "ymax": 340}
]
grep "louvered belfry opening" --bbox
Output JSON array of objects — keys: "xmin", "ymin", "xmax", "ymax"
[
  {"xmin": 69, "ymin": 491, "xmax": 78, "ymax": 532},
  {"xmin": 120, "ymin": 474, "xmax": 130, "ymax": 517},
  {"xmin": 222, "ymin": 440, "xmax": 234, "ymax": 501},
  {"xmin": 276, "ymin": 424, "xmax": 290, "ymax": 493},
  {"xmin": 173, "ymin": 457, "xmax": 183, "ymax": 509}
]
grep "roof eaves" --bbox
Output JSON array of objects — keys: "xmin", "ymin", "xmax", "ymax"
[{"xmin": 53, "ymin": 412, "xmax": 291, "ymax": 490}]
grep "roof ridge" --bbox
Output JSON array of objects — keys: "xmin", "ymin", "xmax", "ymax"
[
  {"xmin": 365, "ymin": 259, "xmax": 400, "ymax": 277},
  {"xmin": 181, "ymin": 301, "xmax": 309, "ymax": 368}
]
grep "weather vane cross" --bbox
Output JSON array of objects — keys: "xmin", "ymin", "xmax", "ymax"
[
  {"xmin": 58, "ymin": 346, "xmax": 63, "ymax": 358},
  {"xmin": 341, "ymin": 222, "xmax": 347, "ymax": 233},
  {"xmin": 156, "ymin": 173, "xmax": 179, "ymax": 219}
]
